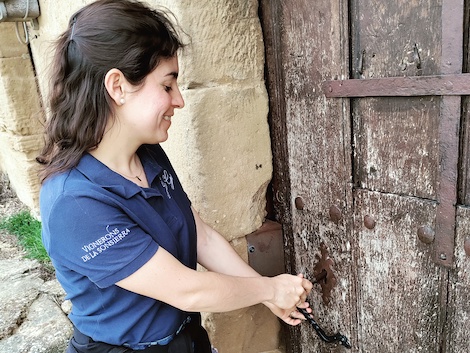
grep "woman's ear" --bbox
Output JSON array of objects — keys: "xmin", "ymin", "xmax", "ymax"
[{"xmin": 104, "ymin": 68, "xmax": 127, "ymax": 106}]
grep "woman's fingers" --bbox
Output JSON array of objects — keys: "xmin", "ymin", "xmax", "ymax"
[
  {"xmin": 269, "ymin": 274, "xmax": 313, "ymax": 310},
  {"xmin": 297, "ymin": 273, "xmax": 313, "ymax": 294},
  {"xmin": 265, "ymin": 287, "xmax": 314, "ymax": 327}
]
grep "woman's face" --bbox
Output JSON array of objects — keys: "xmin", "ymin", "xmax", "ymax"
[{"xmin": 118, "ymin": 55, "xmax": 184, "ymax": 145}]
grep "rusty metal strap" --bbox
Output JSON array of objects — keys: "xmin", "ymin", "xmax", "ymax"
[{"xmin": 323, "ymin": 73, "xmax": 470, "ymax": 98}]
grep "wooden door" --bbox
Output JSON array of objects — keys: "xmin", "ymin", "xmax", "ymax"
[{"xmin": 259, "ymin": 0, "xmax": 470, "ymax": 352}]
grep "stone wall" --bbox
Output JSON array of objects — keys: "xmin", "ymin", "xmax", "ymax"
[
  {"xmin": 0, "ymin": 23, "xmax": 43, "ymax": 211},
  {"xmin": 0, "ymin": 0, "xmax": 282, "ymax": 352}
]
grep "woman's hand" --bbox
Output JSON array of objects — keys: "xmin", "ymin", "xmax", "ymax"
[
  {"xmin": 265, "ymin": 300, "xmax": 312, "ymax": 326},
  {"xmin": 268, "ymin": 273, "xmax": 313, "ymax": 308},
  {"xmin": 263, "ymin": 273, "xmax": 313, "ymax": 325}
]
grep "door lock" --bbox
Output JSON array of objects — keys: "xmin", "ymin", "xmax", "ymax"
[
  {"xmin": 313, "ymin": 242, "xmax": 337, "ymax": 305},
  {"xmin": 300, "ymin": 243, "xmax": 351, "ymax": 348}
]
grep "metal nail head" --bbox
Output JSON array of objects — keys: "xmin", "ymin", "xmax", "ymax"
[
  {"xmin": 295, "ymin": 197, "xmax": 305, "ymax": 210},
  {"xmin": 417, "ymin": 225, "xmax": 435, "ymax": 244},
  {"xmin": 364, "ymin": 215, "xmax": 376, "ymax": 229}
]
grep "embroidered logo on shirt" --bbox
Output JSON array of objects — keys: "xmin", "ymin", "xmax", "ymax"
[
  {"xmin": 160, "ymin": 170, "xmax": 174, "ymax": 199},
  {"xmin": 80, "ymin": 226, "xmax": 130, "ymax": 262}
]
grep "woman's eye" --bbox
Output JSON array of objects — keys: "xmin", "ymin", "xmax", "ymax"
[{"xmin": 164, "ymin": 86, "xmax": 172, "ymax": 92}]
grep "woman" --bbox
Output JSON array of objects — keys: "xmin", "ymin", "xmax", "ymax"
[{"xmin": 38, "ymin": 1, "xmax": 313, "ymax": 352}]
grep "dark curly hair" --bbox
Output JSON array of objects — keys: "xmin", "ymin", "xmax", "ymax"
[{"xmin": 37, "ymin": 0, "xmax": 184, "ymax": 182}]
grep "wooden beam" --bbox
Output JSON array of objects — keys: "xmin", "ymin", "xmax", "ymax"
[{"xmin": 323, "ymin": 73, "xmax": 470, "ymax": 98}]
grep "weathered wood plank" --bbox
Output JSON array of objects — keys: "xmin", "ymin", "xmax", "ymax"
[
  {"xmin": 353, "ymin": 190, "xmax": 442, "ymax": 352},
  {"xmin": 258, "ymin": 0, "xmax": 299, "ymax": 350},
  {"xmin": 446, "ymin": 206, "xmax": 470, "ymax": 352},
  {"xmin": 350, "ymin": 0, "xmax": 442, "ymax": 79},
  {"xmin": 451, "ymin": 11, "xmax": 470, "ymax": 348},
  {"xmin": 458, "ymin": 0, "xmax": 470, "ymax": 204},
  {"xmin": 261, "ymin": 0, "xmax": 355, "ymax": 351},
  {"xmin": 350, "ymin": 0, "xmax": 447, "ymax": 351},
  {"xmin": 350, "ymin": 0, "xmax": 442, "ymax": 197},
  {"xmin": 353, "ymin": 96, "xmax": 440, "ymax": 199}
]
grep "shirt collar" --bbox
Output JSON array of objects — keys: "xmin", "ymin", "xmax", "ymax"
[{"xmin": 75, "ymin": 146, "xmax": 164, "ymax": 199}]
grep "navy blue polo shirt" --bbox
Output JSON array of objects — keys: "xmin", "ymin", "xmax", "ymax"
[{"xmin": 40, "ymin": 144, "xmax": 197, "ymax": 349}]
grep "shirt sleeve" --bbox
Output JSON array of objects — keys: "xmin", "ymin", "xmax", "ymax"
[{"xmin": 44, "ymin": 191, "xmax": 159, "ymax": 288}]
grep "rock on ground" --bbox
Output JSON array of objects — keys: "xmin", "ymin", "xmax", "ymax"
[{"xmin": 0, "ymin": 176, "xmax": 72, "ymax": 353}]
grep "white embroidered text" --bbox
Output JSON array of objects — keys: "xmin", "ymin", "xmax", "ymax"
[{"xmin": 81, "ymin": 226, "xmax": 130, "ymax": 262}]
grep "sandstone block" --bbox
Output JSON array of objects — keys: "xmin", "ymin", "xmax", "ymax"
[
  {"xmin": 0, "ymin": 133, "xmax": 41, "ymax": 209},
  {"xmin": 0, "ymin": 57, "xmax": 42, "ymax": 136},
  {"xmin": 158, "ymin": 0, "xmax": 264, "ymax": 86},
  {"xmin": 163, "ymin": 84, "xmax": 272, "ymax": 240},
  {"xmin": 0, "ymin": 23, "xmax": 28, "ymax": 58},
  {"xmin": 203, "ymin": 304, "xmax": 282, "ymax": 353}
]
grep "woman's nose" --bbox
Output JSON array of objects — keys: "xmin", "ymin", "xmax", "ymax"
[{"xmin": 173, "ymin": 88, "xmax": 185, "ymax": 109}]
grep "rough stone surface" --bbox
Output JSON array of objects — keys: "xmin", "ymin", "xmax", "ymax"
[
  {"xmin": 0, "ymin": 23, "xmax": 28, "ymax": 58},
  {"xmin": 0, "ymin": 23, "xmax": 43, "ymax": 212},
  {"xmin": 163, "ymin": 85, "xmax": 272, "ymax": 240},
  {"xmin": 203, "ymin": 305, "xmax": 283, "ymax": 353},
  {"xmin": 0, "ymin": 182, "xmax": 73, "ymax": 353}
]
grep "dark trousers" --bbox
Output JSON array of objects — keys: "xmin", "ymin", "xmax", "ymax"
[{"xmin": 66, "ymin": 315, "xmax": 212, "ymax": 353}]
